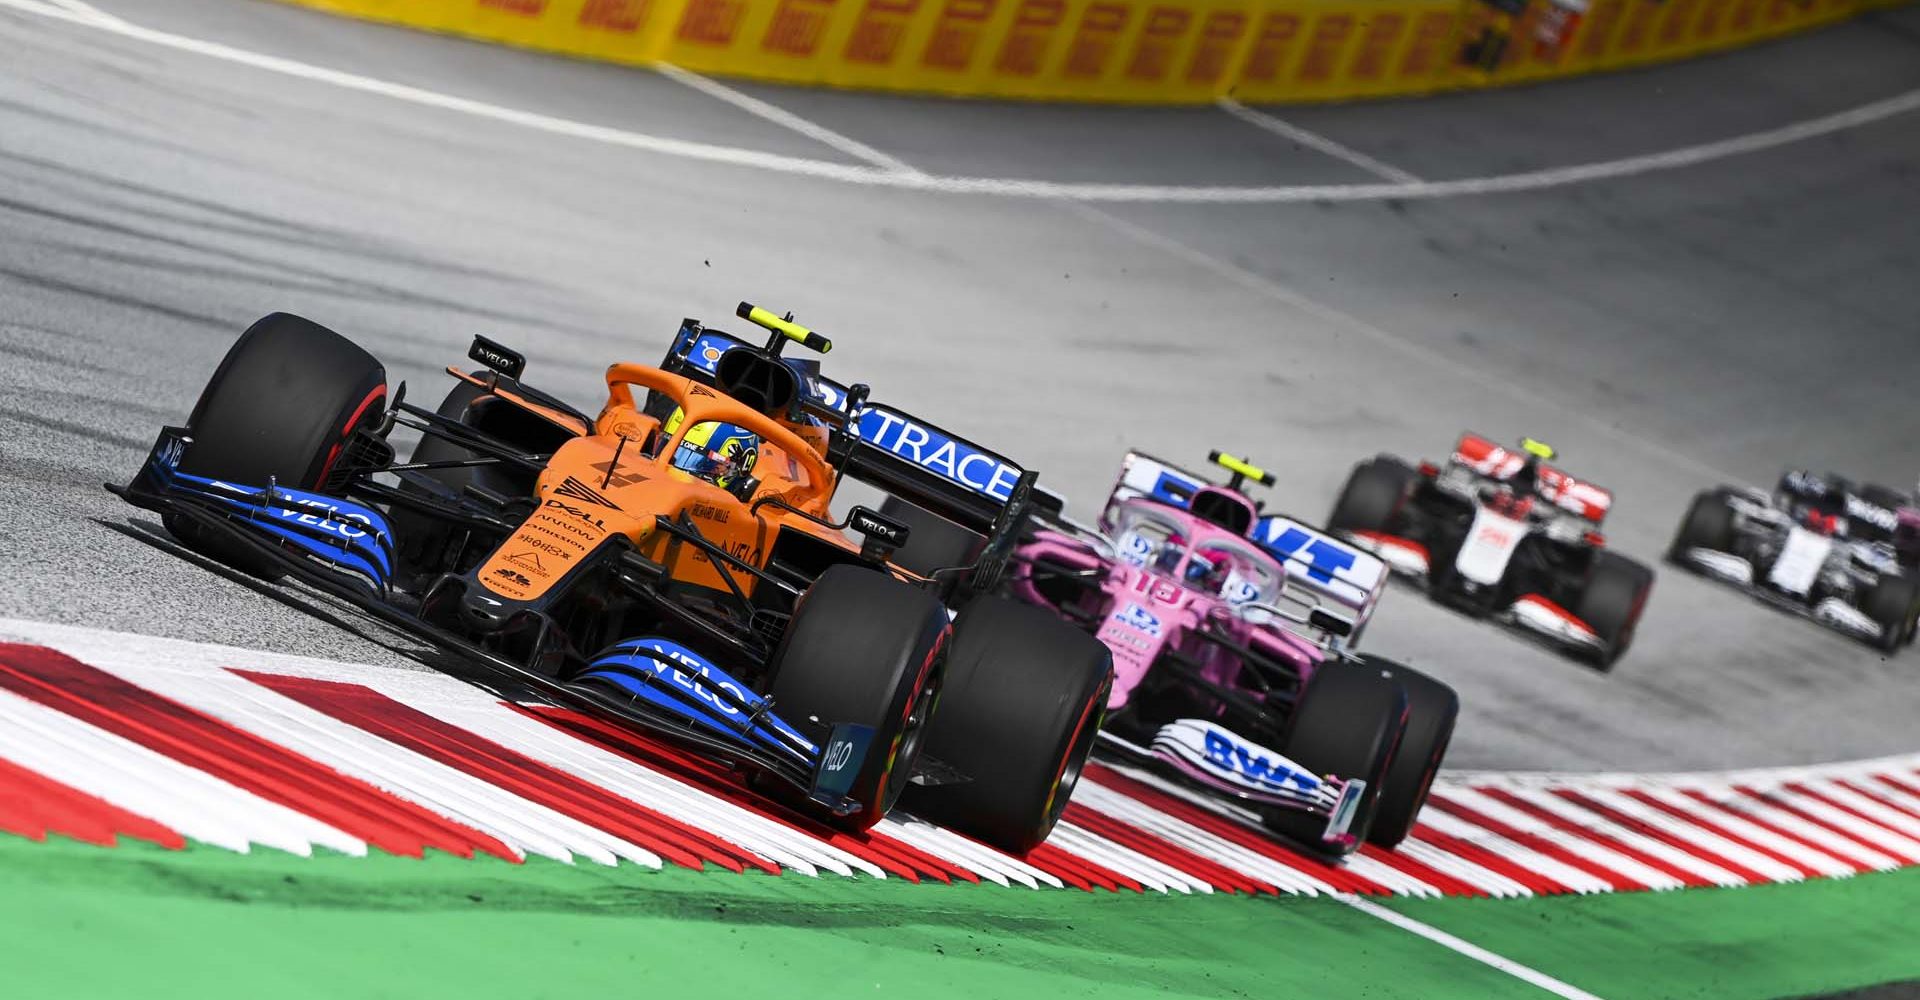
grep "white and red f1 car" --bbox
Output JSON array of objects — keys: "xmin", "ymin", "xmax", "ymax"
[{"xmin": 1327, "ymin": 434, "xmax": 1655, "ymax": 670}]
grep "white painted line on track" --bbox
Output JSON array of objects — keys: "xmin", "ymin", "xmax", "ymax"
[
  {"xmin": 1337, "ymin": 893, "xmax": 1608, "ymax": 1000},
  {"xmin": 653, "ymin": 63, "xmax": 926, "ymax": 177},
  {"xmin": 37, "ymin": 0, "xmax": 121, "ymax": 24},
  {"xmin": 1217, "ymin": 98, "xmax": 1424, "ymax": 184},
  {"xmin": 4, "ymin": 0, "xmax": 1918, "ymax": 205},
  {"xmin": 1059, "ymin": 202, "xmax": 1753, "ymax": 486}
]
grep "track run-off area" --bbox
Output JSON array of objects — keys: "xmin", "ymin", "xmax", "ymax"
[
  {"xmin": 4, "ymin": 617, "xmax": 1920, "ymax": 999},
  {"xmin": 4, "ymin": 0, "xmax": 1920, "ymax": 996}
]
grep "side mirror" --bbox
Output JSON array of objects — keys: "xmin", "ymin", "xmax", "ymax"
[
  {"xmin": 469, "ymin": 336, "xmax": 525, "ymax": 380},
  {"xmin": 847, "ymin": 505, "xmax": 910, "ymax": 562}
]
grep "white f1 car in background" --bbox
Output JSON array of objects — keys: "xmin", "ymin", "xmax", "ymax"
[
  {"xmin": 1327, "ymin": 434, "xmax": 1655, "ymax": 671},
  {"xmin": 1670, "ymin": 471, "xmax": 1920, "ymax": 652}
]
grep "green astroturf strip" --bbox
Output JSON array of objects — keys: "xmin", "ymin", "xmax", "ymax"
[
  {"xmin": 0, "ymin": 834, "xmax": 1537, "ymax": 1000},
  {"xmin": 1384, "ymin": 867, "xmax": 1920, "ymax": 1000},
  {"xmin": 3, "ymin": 834, "xmax": 1918, "ymax": 1000}
]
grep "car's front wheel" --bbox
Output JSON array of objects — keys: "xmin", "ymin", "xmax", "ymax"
[
  {"xmin": 900, "ymin": 596, "xmax": 1113, "ymax": 855},
  {"xmin": 1863, "ymin": 575, "xmax": 1920, "ymax": 655},
  {"xmin": 1265, "ymin": 658, "xmax": 1406, "ymax": 854},
  {"xmin": 768, "ymin": 565, "xmax": 951, "ymax": 829},
  {"xmin": 1364, "ymin": 662, "xmax": 1457, "ymax": 849},
  {"xmin": 1575, "ymin": 551, "xmax": 1656, "ymax": 671},
  {"xmin": 167, "ymin": 313, "xmax": 387, "ymax": 576}
]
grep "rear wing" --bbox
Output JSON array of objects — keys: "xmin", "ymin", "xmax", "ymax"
[
  {"xmin": 1100, "ymin": 451, "xmax": 1388, "ymax": 630},
  {"xmin": 1451, "ymin": 432, "xmax": 1612, "ymax": 524},
  {"xmin": 662, "ymin": 321, "xmax": 1030, "ymax": 536}
]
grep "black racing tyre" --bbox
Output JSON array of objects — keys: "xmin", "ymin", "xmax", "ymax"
[
  {"xmin": 1328, "ymin": 457, "xmax": 1418, "ymax": 536},
  {"xmin": 768, "ymin": 565, "xmax": 950, "ymax": 830},
  {"xmin": 167, "ymin": 313, "xmax": 387, "ymax": 576},
  {"xmin": 1669, "ymin": 491, "xmax": 1736, "ymax": 561},
  {"xmin": 899, "ymin": 596, "xmax": 1113, "ymax": 855},
  {"xmin": 1574, "ymin": 551, "xmax": 1656, "ymax": 671},
  {"xmin": 1266, "ymin": 658, "xmax": 1406, "ymax": 854},
  {"xmin": 1363, "ymin": 663, "xmax": 1457, "ymax": 850},
  {"xmin": 1863, "ymin": 575, "xmax": 1920, "ymax": 655},
  {"xmin": 877, "ymin": 496, "xmax": 983, "ymax": 579},
  {"xmin": 390, "ymin": 380, "xmax": 490, "ymax": 583}
]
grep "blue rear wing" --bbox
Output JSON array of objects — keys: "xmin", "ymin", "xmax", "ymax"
[
  {"xmin": 663, "ymin": 321, "xmax": 1027, "ymax": 535},
  {"xmin": 1100, "ymin": 451, "xmax": 1388, "ymax": 630}
]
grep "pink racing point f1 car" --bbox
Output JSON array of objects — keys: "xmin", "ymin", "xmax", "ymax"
[
  {"xmin": 1329, "ymin": 434, "xmax": 1655, "ymax": 671},
  {"xmin": 1003, "ymin": 452, "xmax": 1458, "ymax": 855}
]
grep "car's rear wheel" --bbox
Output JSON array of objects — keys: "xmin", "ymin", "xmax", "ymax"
[
  {"xmin": 167, "ymin": 313, "xmax": 387, "ymax": 577},
  {"xmin": 1363, "ymin": 662, "xmax": 1457, "ymax": 850},
  {"xmin": 1574, "ymin": 551, "xmax": 1656, "ymax": 671},
  {"xmin": 1265, "ymin": 658, "xmax": 1406, "ymax": 854},
  {"xmin": 768, "ymin": 565, "xmax": 950, "ymax": 829},
  {"xmin": 900, "ymin": 596, "xmax": 1113, "ymax": 855},
  {"xmin": 1669, "ymin": 491, "xmax": 1736, "ymax": 561},
  {"xmin": 1328, "ymin": 457, "xmax": 1418, "ymax": 536},
  {"xmin": 1863, "ymin": 575, "xmax": 1920, "ymax": 655}
]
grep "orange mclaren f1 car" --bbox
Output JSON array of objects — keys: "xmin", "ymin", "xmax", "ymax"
[{"xmin": 112, "ymin": 304, "xmax": 1114, "ymax": 854}]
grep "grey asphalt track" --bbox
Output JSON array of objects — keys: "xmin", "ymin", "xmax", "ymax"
[{"xmin": 2, "ymin": 0, "xmax": 1918, "ymax": 772}]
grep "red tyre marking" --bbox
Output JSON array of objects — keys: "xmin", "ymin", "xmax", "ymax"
[
  {"xmin": 1039, "ymin": 675, "xmax": 1109, "ymax": 827},
  {"xmin": 1423, "ymin": 791, "xmax": 1649, "ymax": 891},
  {"xmin": 1679, "ymin": 788, "xmax": 1877, "ymax": 873},
  {"xmin": 0, "ymin": 756, "xmax": 184, "ymax": 850},
  {"xmin": 240, "ymin": 672, "xmax": 773, "ymax": 874},
  {"xmin": 0, "ymin": 645, "xmax": 510, "ymax": 861},
  {"xmin": 1083, "ymin": 763, "xmax": 1393, "ymax": 895},
  {"xmin": 1064, "ymin": 801, "xmax": 1273, "ymax": 894},
  {"xmin": 521, "ymin": 705, "xmax": 975, "ymax": 885},
  {"xmin": 1476, "ymin": 787, "xmax": 1713, "ymax": 887},
  {"xmin": 1619, "ymin": 788, "xmax": 1832, "ymax": 879},
  {"xmin": 1552, "ymin": 789, "xmax": 1767, "ymax": 883},
  {"xmin": 315, "ymin": 383, "xmax": 387, "ymax": 485}
]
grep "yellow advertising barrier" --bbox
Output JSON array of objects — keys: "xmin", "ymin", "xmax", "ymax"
[{"xmin": 280, "ymin": 0, "xmax": 1888, "ymax": 104}]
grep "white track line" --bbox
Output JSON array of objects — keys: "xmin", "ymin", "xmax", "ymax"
[
  {"xmin": 1338, "ymin": 894, "xmax": 1608, "ymax": 1000},
  {"xmin": 652, "ymin": 63, "xmax": 925, "ymax": 177},
  {"xmin": 1061, "ymin": 202, "xmax": 1752, "ymax": 485},
  {"xmin": 39, "ymin": 0, "xmax": 122, "ymax": 24},
  {"xmin": 1217, "ymin": 98, "xmax": 1424, "ymax": 184},
  {"xmin": 4, "ymin": 0, "xmax": 1917, "ymax": 205}
]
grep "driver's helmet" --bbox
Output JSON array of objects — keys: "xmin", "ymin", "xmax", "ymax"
[
  {"xmin": 664, "ymin": 407, "xmax": 760, "ymax": 489},
  {"xmin": 1154, "ymin": 533, "xmax": 1187, "ymax": 576},
  {"xmin": 1778, "ymin": 471, "xmax": 1848, "ymax": 531},
  {"xmin": 1509, "ymin": 437, "xmax": 1553, "ymax": 496},
  {"xmin": 1183, "ymin": 548, "xmax": 1230, "ymax": 589},
  {"xmin": 1117, "ymin": 526, "xmax": 1186, "ymax": 575}
]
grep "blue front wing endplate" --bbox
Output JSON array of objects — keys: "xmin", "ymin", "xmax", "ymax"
[
  {"xmin": 576, "ymin": 638, "xmax": 877, "ymax": 812},
  {"xmin": 136, "ymin": 428, "xmax": 396, "ymax": 593},
  {"xmin": 577, "ymin": 637, "xmax": 817, "ymax": 766}
]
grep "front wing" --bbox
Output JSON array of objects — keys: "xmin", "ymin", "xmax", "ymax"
[{"xmin": 110, "ymin": 427, "xmax": 876, "ymax": 818}]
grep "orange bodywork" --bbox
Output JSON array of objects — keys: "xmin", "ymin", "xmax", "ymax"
[{"xmin": 471, "ymin": 362, "xmax": 857, "ymax": 604}]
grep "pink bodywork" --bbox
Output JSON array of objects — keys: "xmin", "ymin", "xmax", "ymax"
[{"xmin": 1012, "ymin": 506, "xmax": 1326, "ymax": 713}]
